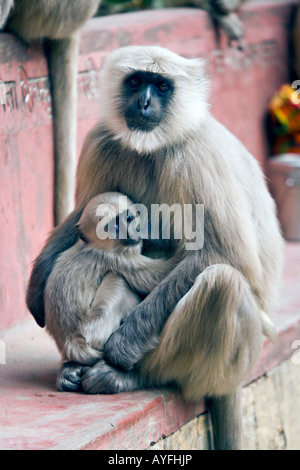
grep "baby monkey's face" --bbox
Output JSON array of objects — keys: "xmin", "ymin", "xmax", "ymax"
[{"xmin": 75, "ymin": 193, "xmax": 142, "ymax": 253}]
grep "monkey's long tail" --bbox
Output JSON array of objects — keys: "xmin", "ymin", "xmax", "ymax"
[{"xmin": 208, "ymin": 389, "xmax": 242, "ymax": 450}]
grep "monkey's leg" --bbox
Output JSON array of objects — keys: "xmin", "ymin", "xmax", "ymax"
[
  {"xmin": 45, "ymin": 32, "xmax": 80, "ymax": 225},
  {"xmin": 0, "ymin": 0, "xmax": 14, "ymax": 28},
  {"xmin": 80, "ymin": 276, "xmax": 145, "ymax": 395},
  {"xmin": 140, "ymin": 264, "xmax": 263, "ymax": 450},
  {"xmin": 26, "ymin": 208, "xmax": 82, "ymax": 327},
  {"xmin": 83, "ymin": 273, "xmax": 140, "ymax": 353}
]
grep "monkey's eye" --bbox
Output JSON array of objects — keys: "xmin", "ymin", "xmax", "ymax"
[
  {"xmin": 113, "ymin": 224, "xmax": 119, "ymax": 232},
  {"xmin": 157, "ymin": 81, "xmax": 170, "ymax": 92},
  {"xmin": 128, "ymin": 76, "xmax": 142, "ymax": 88},
  {"xmin": 127, "ymin": 214, "xmax": 134, "ymax": 222}
]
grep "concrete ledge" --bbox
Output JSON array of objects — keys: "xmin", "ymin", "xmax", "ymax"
[{"xmin": 0, "ymin": 241, "xmax": 299, "ymax": 450}]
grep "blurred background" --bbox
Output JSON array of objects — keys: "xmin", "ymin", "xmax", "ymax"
[{"xmin": 1, "ymin": 0, "xmax": 300, "ymax": 451}]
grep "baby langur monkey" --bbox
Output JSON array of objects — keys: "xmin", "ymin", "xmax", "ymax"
[{"xmin": 45, "ymin": 192, "xmax": 179, "ymax": 392}]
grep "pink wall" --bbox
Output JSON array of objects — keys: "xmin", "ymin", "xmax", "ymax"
[{"xmin": 0, "ymin": 2, "xmax": 295, "ymax": 329}]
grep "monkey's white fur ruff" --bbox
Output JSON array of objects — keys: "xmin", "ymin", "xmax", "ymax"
[{"xmin": 100, "ymin": 45, "xmax": 210, "ymax": 153}]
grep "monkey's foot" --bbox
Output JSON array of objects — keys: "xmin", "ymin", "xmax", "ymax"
[
  {"xmin": 56, "ymin": 361, "xmax": 84, "ymax": 392},
  {"xmin": 81, "ymin": 360, "xmax": 142, "ymax": 394}
]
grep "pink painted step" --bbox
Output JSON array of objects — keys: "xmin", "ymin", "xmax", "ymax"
[{"xmin": 0, "ymin": 242, "xmax": 299, "ymax": 450}]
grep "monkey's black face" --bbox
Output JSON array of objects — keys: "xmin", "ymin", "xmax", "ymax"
[{"xmin": 121, "ymin": 71, "xmax": 174, "ymax": 133}]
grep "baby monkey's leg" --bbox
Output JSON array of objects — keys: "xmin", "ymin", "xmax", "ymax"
[
  {"xmin": 57, "ymin": 273, "xmax": 140, "ymax": 391},
  {"xmin": 83, "ymin": 272, "xmax": 141, "ymax": 352}
]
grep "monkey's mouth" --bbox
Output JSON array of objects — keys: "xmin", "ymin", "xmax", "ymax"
[{"xmin": 125, "ymin": 114, "xmax": 158, "ymax": 133}]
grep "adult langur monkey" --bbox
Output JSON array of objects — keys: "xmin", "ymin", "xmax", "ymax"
[
  {"xmin": 0, "ymin": 0, "xmax": 101, "ymax": 224},
  {"xmin": 26, "ymin": 46, "xmax": 282, "ymax": 449}
]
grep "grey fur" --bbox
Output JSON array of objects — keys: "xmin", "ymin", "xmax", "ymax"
[{"xmin": 26, "ymin": 46, "xmax": 282, "ymax": 449}]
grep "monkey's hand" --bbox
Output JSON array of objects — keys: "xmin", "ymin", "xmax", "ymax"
[
  {"xmin": 103, "ymin": 316, "xmax": 158, "ymax": 372},
  {"xmin": 103, "ymin": 256, "xmax": 199, "ymax": 371}
]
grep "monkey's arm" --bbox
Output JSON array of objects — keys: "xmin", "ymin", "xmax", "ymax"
[
  {"xmin": 104, "ymin": 252, "xmax": 182, "ymax": 295},
  {"xmin": 26, "ymin": 208, "xmax": 82, "ymax": 327},
  {"xmin": 103, "ymin": 254, "xmax": 200, "ymax": 371}
]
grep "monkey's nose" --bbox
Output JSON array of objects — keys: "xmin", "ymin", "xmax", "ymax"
[
  {"xmin": 139, "ymin": 99, "xmax": 150, "ymax": 111},
  {"xmin": 138, "ymin": 88, "xmax": 151, "ymax": 111},
  {"xmin": 75, "ymin": 223, "xmax": 80, "ymax": 230}
]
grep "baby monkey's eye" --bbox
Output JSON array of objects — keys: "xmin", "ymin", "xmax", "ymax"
[
  {"xmin": 113, "ymin": 224, "xmax": 119, "ymax": 232},
  {"xmin": 127, "ymin": 214, "xmax": 134, "ymax": 222}
]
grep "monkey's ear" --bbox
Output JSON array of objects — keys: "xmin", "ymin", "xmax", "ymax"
[
  {"xmin": 185, "ymin": 58, "xmax": 210, "ymax": 100},
  {"xmin": 187, "ymin": 57, "xmax": 208, "ymax": 79}
]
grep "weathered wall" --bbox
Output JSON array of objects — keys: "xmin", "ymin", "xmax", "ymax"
[
  {"xmin": 0, "ymin": 39, "xmax": 54, "ymax": 329},
  {"xmin": 0, "ymin": 2, "xmax": 296, "ymax": 329}
]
